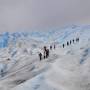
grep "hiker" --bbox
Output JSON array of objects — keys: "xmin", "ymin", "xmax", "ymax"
[
  {"xmin": 76, "ymin": 38, "xmax": 79, "ymax": 42},
  {"xmin": 44, "ymin": 50, "xmax": 46, "ymax": 59},
  {"xmin": 54, "ymin": 44, "xmax": 56, "ymax": 49},
  {"xmin": 44, "ymin": 46, "xmax": 47, "ymax": 51},
  {"xmin": 46, "ymin": 49, "xmax": 49, "ymax": 58},
  {"xmin": 43, "ymin": 46, "xmax": 47, "ymax": 59},
  {"xmin": 72, "ymin": 39, "xmax": 74, "ymax": 43},
  {"xmin": 50, "ymin": 45, "xmax": 52, "ymax": 50},
  {"xmin": 67, "ymin": 41, "xmax": 69, "ymax": 46},
  {"xmin": 38, "ymin": 52, "xmax": 42, "ymax": 61},
  {"xmin": 47, "ymin": 49, "xmax": 50, "ymax": 57},
  {"xmin": 1, "ymin": 69, "xmax": 4, "ymax": 77},
  {"xmin": 70, "ymin": 40, "xmax": 72, "ymax": 45},
  {"xmin": 44, "ymin": 54, "xmax": 46, "ymax": 59},
  {"xmin": 78, "ymin": 38, "xmax": 79, "ymax": 42},
  {"xmin": 63, "ymin": 44, "xmax": 65, "ymax": 48}
]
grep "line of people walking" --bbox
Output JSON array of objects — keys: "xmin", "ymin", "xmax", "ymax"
[
  {"xmin": 38, "ymin": 44, "xmax": 56, "ymax": 61},
  {"xmin": 38, "ymin": 37, "xmax": 79, "ymax": 60},
  {"xmin": 62, "ymin": 37, "xmax": 79, "ymax": 48}
]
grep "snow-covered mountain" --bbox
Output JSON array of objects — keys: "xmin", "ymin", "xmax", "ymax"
[
  {"xmin": 0, "ymin": 25, "xmax": 90, "ymax": 48},
  {"xmin": 0, "ymin": 25, "xmax": 90, "ymax": 90}
]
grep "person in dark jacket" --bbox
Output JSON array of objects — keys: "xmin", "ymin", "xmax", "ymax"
[
  {"xmin": 44, "ymin": 46, "xmax": 47, "ymax": 51},
  {"xmin": 63, "ymin": 44, "xmax": 65, "ymax": 48},
  {"xmin": 1, "ymin": 69, "xmax": 4, "ymax": 77},
  {"xmin": 50, "ymin": 45, "xmax": 52, "ymax": 50},
  {"xmin": 46, "ymin": 49, "xmax": 49, "ymax": 58},
  {"xmin": 39, "ymin": 53, "xmax": 42, "ymax": 61},
  {"xmin": 67, "ymin": 41, "xmax": 69, "ymax": 46},
  {"xmin": 70, "ymin": 40, "xmax": 72, "ymax": 45},
  {"xmin": 72, "ymin": 39, "xmax": 74, "ymax": 43},
  {"xmin": 44, "ymin": 50, "xmax": 46, "ymax": 59},
  {"xmin": 54, "ymin": 45, "xmax": 56, "ymax": 49},
  {"xmin": 43, "ymin": 46, "xmax": 47, "ymax": 59},
  {"xmin": 78, "ymin": 38, "xmax": 79, "ymax": 42},
  {"xmin": 76, "ymin": 38, "xmax": 79, "ymax": 42}
]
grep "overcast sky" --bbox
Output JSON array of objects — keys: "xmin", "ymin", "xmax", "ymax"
[{"xmin": 0, "ymin": 0, "xmax": 90, "ymax": 32}]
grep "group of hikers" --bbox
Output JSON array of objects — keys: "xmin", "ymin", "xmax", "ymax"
[
  {"xmin": 38, "ymin": 45, "xmax": 56, "ymax": 61},
  {"xmin": 62, "ymin": 37, "xmax": 79, "ymax": 48},
  {"xmin": 38, "ymin": 37, "xmax": 79, "ymax": 60}
]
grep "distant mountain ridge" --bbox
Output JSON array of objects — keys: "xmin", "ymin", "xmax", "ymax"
[{"xmin": 0, "ymin": 25, "xmax": 90, "ymax": 48}]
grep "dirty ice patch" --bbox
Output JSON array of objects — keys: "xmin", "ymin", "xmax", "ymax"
[
  {"xmin": 12, "ymin": 73, "xmax": 56, "ymax": 90},
  {"xmin": 0, "ymin": 63, "xmax": 7, "ymax": 78},
  {"xmin": 80, "ymin": 48, "xmax": 90, "ymax": 64}
]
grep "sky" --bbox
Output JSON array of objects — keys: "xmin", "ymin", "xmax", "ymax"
[{"xmin": 0, "ymin": 0, "xmax": 90, "ymax": 32}]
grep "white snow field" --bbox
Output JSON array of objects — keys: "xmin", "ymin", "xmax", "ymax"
[{"xmin": 0, "ymin": 25, "xmax": 90, "ymax": 90}]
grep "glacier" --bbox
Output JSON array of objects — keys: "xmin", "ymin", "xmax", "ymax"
[{"xmin": 0, "ymin": 25, "xmax": 90, "ymax": 90}]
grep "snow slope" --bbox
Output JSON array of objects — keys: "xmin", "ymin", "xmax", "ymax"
[
  {"xmin": 0, "ymin": 25, "xmax": 90, "ymax": 90},
  {"xmin": 12, "ymin": 41, "xmax": 90, "ymax": 90}
]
